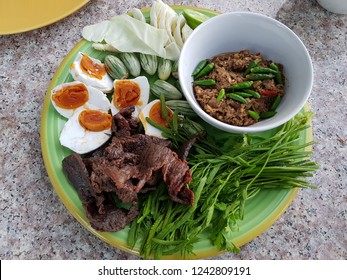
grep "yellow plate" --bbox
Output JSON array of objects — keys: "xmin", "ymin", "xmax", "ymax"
[{"xmin": 0, "ymin": 0, "xmax": 90, "ymax": 35}]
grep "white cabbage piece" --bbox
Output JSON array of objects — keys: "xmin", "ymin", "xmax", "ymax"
[
  {"xmin": 149, "ymin": 0, "xmax": 188, "ymax": 56},
  {"xmin": 181, "ymin": 23, "xmax": 193, "ymax": 42},
  {"xmin": 131, "ymin": 8, "xmax": 146, "ymax": 23},
  {"xmin": 150, "ymin": 0, "xmax": 164, "ymax": 28},
  {"xmin": 82, "ymin": 14, "xmax": 179, "ymax": 60},
  {"xmin": 173, "ymin": 14, "xmax": 185, "ymax": 48}
]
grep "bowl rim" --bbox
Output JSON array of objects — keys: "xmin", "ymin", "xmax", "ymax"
[{"xmin": 179, "ymin": 11, "xmax": 313, "ymax": 133}]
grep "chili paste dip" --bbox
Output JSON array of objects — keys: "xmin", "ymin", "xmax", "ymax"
[{"xmin": 192, "ymin": 50, "xmax": 285, "ymax": 126}]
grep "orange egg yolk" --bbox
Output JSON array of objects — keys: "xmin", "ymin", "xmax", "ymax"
[
  {"xmin": 113, "ymin": 80, "xmax": 141, "ymax": 109},
  {"xmin": 80, "ymin": 54, "xmax": 107, "ymax": 80},
  {"xmin": 78, "ymin": 110, "xmax": 112, "ymax": 132},
  {"xmin": 52, "ymin": 83, "xmax": 89, "ymax": 109},
  {"xmin": 149, "ymin": 102, "xmax": 172, "ymax": 127}
]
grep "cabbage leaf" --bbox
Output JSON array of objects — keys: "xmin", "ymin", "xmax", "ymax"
[{"xmin": 82, "ymin": 14, "xmax": 180, "ymax": 60}]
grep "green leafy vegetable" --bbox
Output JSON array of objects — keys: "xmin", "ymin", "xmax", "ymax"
[{"xmin": 128, "ymin": 111, "xmax": 318, "ymax": 259}]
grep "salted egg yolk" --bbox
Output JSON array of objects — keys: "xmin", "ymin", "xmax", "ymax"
[
  {"xmin": 149, "ymin": 101, "xmax": 172, "ymax": 127},
  {"xmin": 52, "ymin": 83, "xmax": 89, "ymax": 109},
  {"xmin": 80, "ymin": 54, "xmax": 107, "ymax": 80},
  {"xmin": 113, "ymin": 80, "xmax": 142, "ymax": 109},
  {"xmin": 78, "ymin": 110, "xmax": 112, "ymax": 132}
]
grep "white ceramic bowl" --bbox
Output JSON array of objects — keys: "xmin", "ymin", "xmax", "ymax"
[{"xmin": 179, "ymin": 12, "xmax": 313, "ymax": 133}]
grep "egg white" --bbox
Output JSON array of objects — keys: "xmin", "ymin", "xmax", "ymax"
[
  {"xmin": 59, "ymin": 106, "xmax": 112, "ymax": 154},
  {"xmin": 51, "ymin": 81, "xmax": 111, "ymax": 119},
  {"xmin": 70, "ymin": 52, "xmax": 113, "ymax": 93},
  {"xmin": 139, "ymin": 99, "xmax": 172, "ymax": 139},
  {"xmin": 111, "ymin": 76, "xmax": 150, "ymax": 117}
]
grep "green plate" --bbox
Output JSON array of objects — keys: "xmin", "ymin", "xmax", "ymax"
[{"xmin": 40, "ymin": 6, "xmax": 312, "ymax": 259}]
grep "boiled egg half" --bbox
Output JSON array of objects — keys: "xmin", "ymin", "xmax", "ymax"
[
  {"xmin": 70, "ymin": 52, "xmax": 113, "ymax": 93},
  {"xmin": 51, "ymin": 81, "xmax": 111, "ymax": 119},
  {"xmin": 111, "ymin": 76, "xmax": 149, "ymax": 117},
  {"xmin": 59, "ymin": 106, "xmax": 112, "ymax": 154},
  {"xmin": 139, "ymin": 99, "xmax": 173, "ymax": 139}
]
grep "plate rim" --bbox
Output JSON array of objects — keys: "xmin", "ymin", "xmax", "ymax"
[
  {"xmin": 0, "ymin": 0, "xmax": 90, "ymax": 35},
  {"xmin": 40, "ymin": 5, "xmax": 312, "ymax": 259}
]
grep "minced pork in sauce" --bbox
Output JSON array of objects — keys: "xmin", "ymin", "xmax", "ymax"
[{"xmin": 193, "ymin": 50, "xmax": 285, "ymax": 126}]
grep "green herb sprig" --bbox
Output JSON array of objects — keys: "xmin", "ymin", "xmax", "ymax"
[{"xmin": 129, "ymin": 102, "xmax": 318, "ymax": 259}]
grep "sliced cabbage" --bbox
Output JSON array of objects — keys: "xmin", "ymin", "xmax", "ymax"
[
  {"xmin": 173, "ymin": 14, "xmax": 185, "ymax": 48},
  {"xmin": 131, "ymin": 8, "xmax": 146, "ymax": 23},
  {"xmin": 82, "ymin": 14, "xmax": 179, "ymax": 60},
  {"xmin": 181, "ymin": 23, "xmax": 193, "ymax": 42},
  {"xmin": 82, "ymin": 0, "xmax": 193, "ymax": 60},
  {"xmin": 150, "ymin": 0, "xmax": 193, "ymax": 50}
]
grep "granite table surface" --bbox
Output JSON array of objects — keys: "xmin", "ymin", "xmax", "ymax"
[{"xmin": 0, "ymin": 0, "xmax": 346, "ymax": 260}]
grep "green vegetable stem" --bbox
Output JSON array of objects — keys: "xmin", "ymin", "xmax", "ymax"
[{"xmin": 129, "ymin": 111, "xmax": 318, "ymax": 259}]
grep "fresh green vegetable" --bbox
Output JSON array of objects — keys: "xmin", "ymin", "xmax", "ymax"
[
  {"xmin": 165, "ymin": 100, "xmax": 197, "ymax": 118},
  {"xmin": 243, "ymin": 59, "xmax": 260, "ymax": 77},
  {"xmin": 227, "ymin": 93, "xmax": 248, "ymax": 104},
  {"xmin": 243, "ymin": 89, "xmax": 261, "ymax": 98},
  {"xmin": 192, "ymin": 79, "xmax": 216, "ymax": 86},
  {"xmin": 248, "ymin": 110, "xmax": 260, "ymax": 120},
  {"xmin": 151, "ymin": 79, "xmax": 182, "ymax": 100},
  {"xmin": 250, "ymin": 66, "xmax": 278, "ymax": 74},
  {"xmin": 139, "ymin": 53, "xmax": 158, "ymax": 75},
  {"xmin": 246, "ymin": 73, "xmax": 275, "ymax": 81},
  {"xmin": 270, "ymin": 63, "xmax": 283, "ymax": 84},
  {"xmin": 270, "ymin": 94, "xmax": 281, "ymax": 111},
  {"xmin": 228, "ymin": 81, "xmax": 254, "ymax": 90},
  {"xmin": 260, "ymin": 111, "xmax": 277, "ymax": 119},
  {"xmin": 232, "ymin": 91, "xmax": 253, "ymax": 98},
  {"xmin": 192, "ymin": 59, "xmax": 207, "ymax": 77},
  {"xmin": 129, "ymin": 111, "xmax": 318, "ymax": 259},
  {"xmin": 118, "ymin": 52, "xmax": 141, "ymax": 77},
  {"xmin": 157, "ymin": 57, "xmax": 173, "ymax": 80},
  {"xmin": 194, "ymin": 63, "xmax": 215, "ymax": 79},
  {"xmin": 104, "ymin": 55, "xmax": 129, "ymax": 80},
  {"xmin": 216, "ymin": 88, "xmax": 225, "ymax": 102}
]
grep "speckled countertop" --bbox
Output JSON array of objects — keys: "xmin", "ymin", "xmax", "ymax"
[{"xmin": 0, "ymin": 0, "xmax": 346, "ymax": 260}]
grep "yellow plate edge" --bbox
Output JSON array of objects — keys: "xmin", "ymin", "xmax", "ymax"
[{"xmin": 0, "ymin": 0, "xmax": 90, "ymax": 35}]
